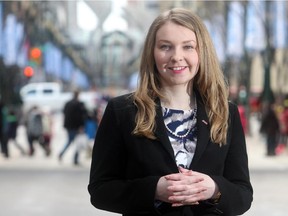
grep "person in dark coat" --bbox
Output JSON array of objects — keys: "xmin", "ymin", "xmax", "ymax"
[
  {"xmin": 6, "ymin": 108, "xmax": 26, "ymax": 156},
  {"xmin": 58, "ymin": 90, "xmax": 87, "ymax": 165},
  {"xmin": 88, "ymin": 8, "xmax": 253, "ymax": 216},
  {"xmin": 260, "ymin": 103, "xmax": 280, "ymax": 156},
  {"xmin": 0, "ymin": 98, "xmax": 8, "ymax": 158}
]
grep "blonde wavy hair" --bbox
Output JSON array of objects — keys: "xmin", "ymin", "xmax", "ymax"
[{"xmin": 132, "ymin": 8, "xmax": 229, "ymax": 145}]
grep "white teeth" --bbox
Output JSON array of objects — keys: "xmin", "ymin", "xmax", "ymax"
[
  {"xmin": 172, "ymin": 66, "xmax": 185, "ymax": 70},
  {"xmin": 175, "ymin": 67, "xmax": 182, "ymax": 70},
  {"xmin": 174, "ymin": 67, "xmax": 183, "ymax": 70}
]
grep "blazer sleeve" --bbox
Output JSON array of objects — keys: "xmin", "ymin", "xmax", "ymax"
[
  {"xmin": 88, "ymin": 98, "xmax": 160, "ymax": 214},
  {"xmin": 210, "ymin": 103, "xmax": 253, "ymax": 215}
]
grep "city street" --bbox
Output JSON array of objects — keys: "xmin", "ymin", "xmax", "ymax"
[
  {"xmin": 0, "ymin": 113, "xmax": 288, "ymax": 216},
  {"xmin": 1, "ymin": 1, "xmax": 288, "ymax": 215}
]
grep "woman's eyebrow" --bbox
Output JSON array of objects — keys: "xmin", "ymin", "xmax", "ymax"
[
  {"xmin": 157, "ymin": 39, "xmax": 196, "ymax": 43},
  {"xmin": 183, "ymin": 40, "xmax": 196, "ymax": 44}
]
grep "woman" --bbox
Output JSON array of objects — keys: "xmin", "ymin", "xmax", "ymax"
[{"xmin": 88, "ymin": 8, "xmax": 253, "ymax": 216}]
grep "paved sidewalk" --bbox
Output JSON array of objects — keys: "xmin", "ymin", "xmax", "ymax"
[
  {"xmin": 1, "ymin": 115, "xmax": 288, "ymax": 171},
  {"xmin": 246, "ymin": 115, "xmax": 288, "ymax": 171},
  {"xmin": 246, "ymin": 134, "xmax": 288, "ymax": 171}
]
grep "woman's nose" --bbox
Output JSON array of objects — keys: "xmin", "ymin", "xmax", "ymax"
[{"xmin": 170, "ymin": 48, "xmax": 183, "ymax": 62}]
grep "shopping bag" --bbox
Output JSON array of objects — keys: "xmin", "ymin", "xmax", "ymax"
[{"xmin": 74, "ymin": 132, "xmax": 89, "ymax": 151}]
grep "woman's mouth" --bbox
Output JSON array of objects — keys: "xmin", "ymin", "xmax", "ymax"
[{"xmin": 168, "ymin": 66, "xmax": 187, "ymax": 74}]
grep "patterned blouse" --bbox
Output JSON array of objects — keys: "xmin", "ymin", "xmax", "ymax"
[{"xmin": 162, "ymin": 106, "xmax": 197, "ymax": 169}]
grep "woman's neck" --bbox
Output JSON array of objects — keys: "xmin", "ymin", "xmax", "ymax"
[{"xmin": 160, "ymin": 87, "xmax": 195, "ymax": 110}]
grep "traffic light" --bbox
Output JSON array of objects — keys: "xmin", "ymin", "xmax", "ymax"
[
  {"xmin": 23, "ymin": 66, "xmax": 34, "ymax": 78},
  {"xmin": 29, "ymin": 47, "xmax": 42, "ymax": 66}
]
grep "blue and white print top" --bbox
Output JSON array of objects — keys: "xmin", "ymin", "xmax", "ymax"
[{"xmin": 162, "ymin": 107, "xmax": 197, "ymax": 169}]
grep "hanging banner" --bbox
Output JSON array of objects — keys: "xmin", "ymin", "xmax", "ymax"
[
  {"xmin": 73, "ymin": 68, "xmax": 89, "ymax": 89},
  {"xmin": 273, "ymin": 1, "xmax": 286, "ymax": 48},
  {"xmin": 3, "ymin": 14, "xmax": 17, "ymax": 66},
  {"xmin": 61, "ymin": 57, "xmax": 74, "ymax": 82},
  {"xmin": 0, "ymin": 2, "xmax": 3, "ymax": 57},
  {"xmin": 204, "ymin": 17, "xmax": 225, "ymax": 63},
  {"xmin": 245, "ymin": 0, "xmax": 266, "ymax": 51},
  {"xmin": 227, "ymin": 1, "xmax": 244, "ymax": 58}
]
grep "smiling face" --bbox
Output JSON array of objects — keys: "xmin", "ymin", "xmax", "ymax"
[{"xmin": 154, "ymin": 21, "xmax": 199, "ymax": 88}]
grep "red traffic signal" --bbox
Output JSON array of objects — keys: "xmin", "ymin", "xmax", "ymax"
[
  {"xmin": 23, "ymin": 66, "xmax": 34, "ymax": 77},
  {"xmin": 29, "ymin": 47, "xmax": 42, "ymax": 65},
  {"xmin": 30, "ymin": 47, "xmax": 42, "ymax": 59}
]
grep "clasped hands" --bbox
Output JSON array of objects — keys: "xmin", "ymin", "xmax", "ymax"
[{"xmin": 155, "ymin": 167, "xmax": 217, "ymax": 207}]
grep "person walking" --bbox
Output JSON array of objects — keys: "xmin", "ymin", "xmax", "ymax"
[
  {"xmin": 260, "ymin": 102, "xmax": 280, "ymax": 156},
  {"xmin": 25, "ymin": 106, "xmax": 49, "ymax": 156},
  {"xmin": 88, "ymin": 8, "xmax": 253, "ymax": 216},
  {"xmin": 5, "ymin": 108, "xmax": 26, "ymax": 156},
  {"xmin": 279, "ymin": 97, "xmax": 288, "ymax": 148},
  {"xmin": 84, "ymin": 108, "xmax": 99, "ymax": 158},
  {"xmin": 39, "ymin": 107, "xmax": 53, "ymax": 156},
  {"xmin": 58, "ymin": 90, "xmax": 87, "ymax": 165},
  {"xmin": 0, "ymin": 98, "xmax": 8, "ymax": 158}
]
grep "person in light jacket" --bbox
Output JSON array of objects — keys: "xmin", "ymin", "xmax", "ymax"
[{"xmin": 88, "ymin": 8, "xmax": 253, "ymax": 216}]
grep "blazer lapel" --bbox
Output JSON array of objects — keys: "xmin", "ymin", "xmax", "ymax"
[
  {"xmin": 154, "ymin": 98, "xmax": 176, "ymax": 160},
  {"xmin": 190, "ymin": 94, "xmax": 211, "ymax": 168}
]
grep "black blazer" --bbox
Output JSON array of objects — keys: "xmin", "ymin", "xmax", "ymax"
[{"xmin": 88, "ymin": 93, "xmax": 253, "ymax": 216}]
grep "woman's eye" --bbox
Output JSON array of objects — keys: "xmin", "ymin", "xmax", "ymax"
[
  {"xmin": 184, "ymin": 45, "xmax": 194, "ymax": 50},
  {"xmin": 160, "ymin": 45, "xmax": 170, "ymax": 51}
]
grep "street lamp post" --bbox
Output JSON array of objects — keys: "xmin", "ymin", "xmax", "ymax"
[{"xmin": 261, "ymin": 1, "xmax": 275, "ymax": 105}]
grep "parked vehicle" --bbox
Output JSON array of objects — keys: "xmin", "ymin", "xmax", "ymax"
[{"xmin": 20, "ymin": 82, "xmax": 100, "ymax": 114}]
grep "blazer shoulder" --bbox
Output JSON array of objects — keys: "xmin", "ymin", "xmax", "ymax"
[{"xmin": 107, "ymin": 92, "xmax": 135, "ymax": 111}]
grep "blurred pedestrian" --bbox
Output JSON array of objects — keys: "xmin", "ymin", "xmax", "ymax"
[
  {"xmin": 238, "ymin": 104, "xmax": 248, "ymax": 135},
  {"xmin": 0, "ymin": 97, "xmax": 8, "ymax": 158},
  {"xmin": 58, "ymin": 90, "xmax": 87, "ymax": 165},
  {"xmin": 5, "ymin": 108, "xmax": 26, "ymax": 156},
  {"xmin": 260, "ymin": 102, "xmax": 280, "ymax": 156},
  {"xmin": 277, "ymin": 97, "xmax": 288, "ymax": 154},
  {"xmin": 88, "ymin": 8, "xmax": 253, "ymax": 216},
  {"xmin": 84, "ymin": 108, "xmax": 98, "ymax": 157},
  {"xmin": 25, "ymin": 106, "xmax": 50, "ymax": 156},
  {"xmin": 281, "ymin": 97, "xmax": 288, "ymax": 143},
  {"xmin": 39, "ymin": 107, "xmax": 53, "ymax": 156}
]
